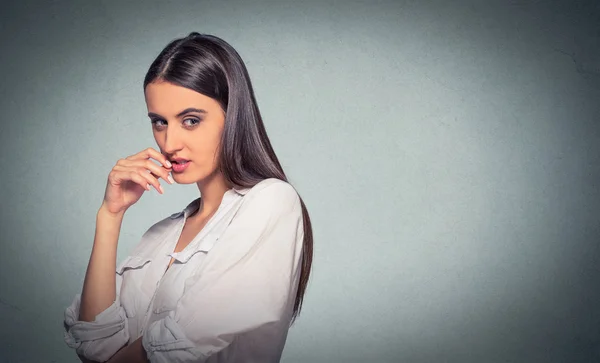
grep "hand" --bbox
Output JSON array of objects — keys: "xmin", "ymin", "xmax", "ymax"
[{"xmin": 101, "ymin": 147, "xmax": 173, "ymax": 215}]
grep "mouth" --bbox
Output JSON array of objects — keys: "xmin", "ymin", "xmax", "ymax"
[
  {"xmin": 171, "ymin": 160, "xmax": 191, "ymax": 173},
  {"xmin": 170, "ymin": 159, "xmax": 190, "ymax": 164}
]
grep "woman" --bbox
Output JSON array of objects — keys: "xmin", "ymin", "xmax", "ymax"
[{"xmin": 63, "ymin": 32, "xmax": 313, "ymax": 363}]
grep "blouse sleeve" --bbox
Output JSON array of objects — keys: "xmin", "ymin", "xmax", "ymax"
[
  {"xmin": 63, "ymin": 261, "xmax": 130, "ymax": 362},
  {"xmin": 141, "ymin": 182, "xmax": 304, "ymax": 363}
]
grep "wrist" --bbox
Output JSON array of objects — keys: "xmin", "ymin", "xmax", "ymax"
[{"xmin": 98, "ymin": 203, "xmax": 126, "ymax": 220}]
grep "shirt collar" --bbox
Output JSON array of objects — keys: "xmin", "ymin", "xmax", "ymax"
[
  {"xmin": 169, "ymin": 185, "xmax": 249, "ymax": 219},
  {"xmin": 232, "ymin": 184, "xmax": 250, "ymax": 196},
  {"xmin": 168, "ymin": 185, "xmax": 248, "ymax": 263}
]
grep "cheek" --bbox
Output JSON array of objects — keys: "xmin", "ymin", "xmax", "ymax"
[
  {"xmin": 191, "ymin": 124, "xmax": 223, "ymax": 162},
  {"xmin": 194, "ymin": 136, "xmax": 222, "ymax": 162}
]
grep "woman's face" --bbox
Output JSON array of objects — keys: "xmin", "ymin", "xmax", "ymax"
[{"xmin": 144, "ymin": 80, "xmax": 225, "ymax": 185}]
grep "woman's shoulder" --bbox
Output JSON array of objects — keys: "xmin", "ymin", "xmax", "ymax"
[
  {"xmin": 244, "ymin": 178, "xmax": 300, "ymax": 205},
  {"xmin": 226, "ymin": 178, "xmax": 302, "ymax": 237}
]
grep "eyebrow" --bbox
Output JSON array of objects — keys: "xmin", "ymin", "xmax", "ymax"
[{"xmin": 147, "ymin": 108, "xmax": 207, "ymax": 119}]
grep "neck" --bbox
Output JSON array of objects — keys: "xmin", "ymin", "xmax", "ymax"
[{"xmin": 194, "ymin": 172, "xmax": 232, "ymax": 219}]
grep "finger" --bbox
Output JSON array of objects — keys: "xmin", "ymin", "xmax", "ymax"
[
  {"xmin": 114, "ymin": 165, "xmax": 162, "ymax": 193},
  {"xmin": 127, "ymin": 171, "xmax": 153, "ymax": 192},
  {"xmin": 111, "ymin": 168, "xmax": 152, "ymax": 192},
  {"xmin": 130, "ymin": 170, "xmax": 163, "ymax": 194},
  {"xmin": 143, "ymin": 159, "xmax": 174, "ymax": 185},
  {"xmin": 126, "ymin": 147, "xmax": 172, "ymax": 170},
  {"xmin": 118, "ymin": 159, "xmax": 173, "ymax": 185}
]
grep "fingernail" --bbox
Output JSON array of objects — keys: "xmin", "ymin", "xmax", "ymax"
[
  {"xmin": 159, "ymin": 184, "xmax": 164, "ymax": 194},
  {"xmin": 165, "ymin": 160, "xmax": 172, "ymax": 168},
  {"xmin": 168, "ymin": 175, "xmax": 175, "ymax": 184}
]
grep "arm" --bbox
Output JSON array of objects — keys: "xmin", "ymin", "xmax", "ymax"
[
  {"xmin": 140, "ymin": 182, "xmax": 304, "ymax": 362},
  {"xmin": 79, "ymin": 204, "xmax": 123, "ymax": 321},
  {"xmin": 64, "ymin": 204, "xmax": 130, "ymax": 362},
  {"xmin": 104, "ymin": 337, "xmax": 147, "ymax": 363},
  {"xmin": 77, "ymin": 341, "xmax": 133, "ymax": 363}
]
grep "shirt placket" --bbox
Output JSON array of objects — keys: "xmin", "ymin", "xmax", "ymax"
[
  {"xmin": 137, "ymin": 191, "xmax": 239, "ymax": 336},
  {"xmin": 139, "ymin": 217, "xmax": 187, "ymax": 336}
]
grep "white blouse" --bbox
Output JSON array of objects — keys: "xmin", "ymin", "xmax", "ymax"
[{"xmin": 64, "ymin": 178, "xmax": 305, "ymax": 363}]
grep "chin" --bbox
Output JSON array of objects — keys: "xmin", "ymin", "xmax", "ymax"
[
  {"xmin": 179, "ymin": 176, "xmax": 202, "ymax": 185},
  {"xmin": 178, "ymin": 170, "xmax": 214, "ymax": 185}
]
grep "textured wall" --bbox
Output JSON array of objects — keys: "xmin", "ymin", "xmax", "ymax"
[{"xmin": 0, "ymin": 1, "xmax": 599, "ymax": 362}]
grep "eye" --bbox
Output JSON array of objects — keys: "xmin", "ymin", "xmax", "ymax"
[
  {"xmin": 183, "ymin": 117, "xmax": 201, "ymax": 127},
  {"xmin": 150, "ymin": 117, "xmax": 201, "ymax": 129},
  {"xmin": 151, "ymin": 119, "xmax": 166, "ymax": 127}
]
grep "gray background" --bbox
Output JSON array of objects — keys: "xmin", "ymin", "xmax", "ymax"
[{"xmin": 1, "ymin": 1, "xmax": 599, "ymax": 362}]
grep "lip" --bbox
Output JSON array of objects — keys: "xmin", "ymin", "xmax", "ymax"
[
  {"xmin": 171, "ymin": 160, "xmax": 190, "ymax": 173},
  {"xmin": 170, "ymin": 157, "xmax": 190, "ymax": 163}
]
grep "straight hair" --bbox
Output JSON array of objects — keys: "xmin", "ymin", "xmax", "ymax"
[{"xmin": 143, "ymin": 32, "xmax": 313, "ymax": 324}]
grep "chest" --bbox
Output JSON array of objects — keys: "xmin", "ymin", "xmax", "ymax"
[
  {"xmin": 119, "ymin": 197, "xmax": 246, "ymax": 339},
  {"xmin": 121, "ymin": 224, "xmax": 215, "ymax": 340},
  {"xmin": 167, "ymin": 215, "xmax": 210, "ymax": 269}
]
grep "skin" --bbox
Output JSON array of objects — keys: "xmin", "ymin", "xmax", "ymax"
[
  {"xmin": 147, "ymin": 79, "xmax": 233, "ymax": 221},
  {"xmin": 79, "ymin": 80, "xmax": 232, "ymax": 363}
]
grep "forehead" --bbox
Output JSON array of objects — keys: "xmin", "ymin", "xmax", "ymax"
[{"xmin": 144, "ymin": 81, "xmax": 221, "ymax": 114}]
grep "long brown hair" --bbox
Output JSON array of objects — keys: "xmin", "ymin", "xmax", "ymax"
[{"xmin": 143, "ymin": 32, "xmax": 313, "ymax": 324}]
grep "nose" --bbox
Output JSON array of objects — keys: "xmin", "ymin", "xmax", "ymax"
[{"xmin": 160, "ymin": 122, "xmax": 184, "ymax": 156}]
